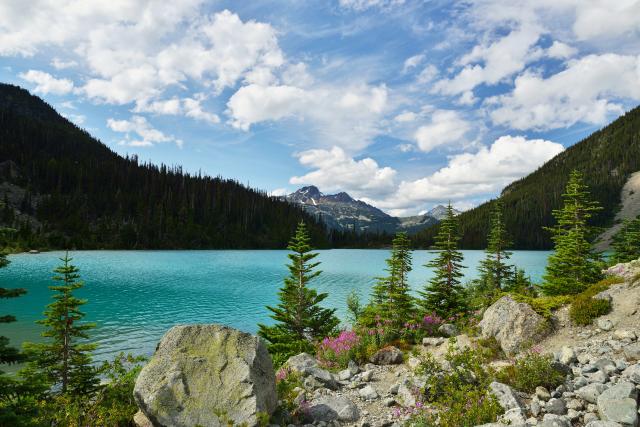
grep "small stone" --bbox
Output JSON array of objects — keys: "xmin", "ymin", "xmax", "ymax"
[
  {"xmin": 576, "ymin": 383, "xmax": 606, "ymax": 404},
  {"xmin": 614, "ymin": 330, "xmax": 637, "ymax": 341},
  {"xmin": 359, "ymin": 385, "xmax": 379, "ymax": 401},
  {"xmin": 586, "ymin": 421, "xmax": 627, "ymax": 427},
  {"xmin": 370, "ymin": 346, "xmax": 403, "ymax": 365},
  {"xmin": 560, "ymin": 346, "xmax": 577, "ymax": 365},
  {"xmin": 540, "ymin": 413, "xmax": 571, "ymax": 427},
  {"xmin": 489, "ymin": 381, "xmax": 524, "ymax": 411},
  {"xmin": 546, "ymin": 398, "xmax": 567, "ymax": 415},
  {"xmin": 530, "ymin": 399, "xmax": 542, "ymax": 416},
  {"xmin": 133, "ymin": 411, "xmax": 153, "ymax": 427},
  {"xmin": 623, "ymin": 342, "xmax": 640, "ymax": 361},
  {"xmin": 387, "ymin": 383, "xmax": 400, "ymax": 395},
  {"xmin": 348, "ymin": 360, "xmax": 359, "ymax": 375},
  {"xmin": 308, "ymin": 396, "xmax": 360, "ymax": 422},
  {"xmin": 438, "ymin": 323, "xmax": 459, "ymax": 337},
  {"xmin": 622, "ymin": 364, "xmax": 640, "ymax": 383},
  {"xmin": 566, "ymin": 398, "xmax": 583, "ymax": 410},
  {"xmin": 422, "ymin": 337, "xmax": 445, "ymax": 346},
  {"xmin": 338, "ymin": 369, "xmax": 353, "ymax": 381},
  {"xmin": 588, "ymin": 370, "xmax": 609, "ymax": 384},
  {"xmin": 597, "ymin": 319, "xmax": 614, "ymax": 331},
  {"xmin": 360, "ymin": 370, "xmax": 373, "ymax": 382},
  {"xmin": 536, "ymin": 386, "xmax": 552, "ymax": 401},
  {"xmin": 407, "ymin": 356, "xmax": 421, "ymax": 370},
  {"xmin": 582, "ymin": 412, "xmax": 599, "ymax": 424},
  {"xmin": 382, "ymin": 397, "xmax": 395, "ymax": 407}
]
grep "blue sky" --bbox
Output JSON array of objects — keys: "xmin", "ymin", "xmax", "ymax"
[{"xmin": 1, "ymin": 0, "xmax": 639, "ymax": 215}]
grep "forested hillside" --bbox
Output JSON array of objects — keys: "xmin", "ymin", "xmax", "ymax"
[
  {"xmin": 414, "ymin": 106, "xmax": 640, "ymax": 249},
  {"xmin": 0, "ymin": 84, "xmax": 387, "ymax": 250}
]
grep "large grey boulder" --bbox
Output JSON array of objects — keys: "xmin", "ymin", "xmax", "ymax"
[
  {"xmin": 597, "ymin": 382, "xmax": 639, "ymax": 426},
  {"xmin": 370, "ymin": 346, "xmax": 403, "ymax": 365},
  {"xmin": 134, "ymin": 324, "xmax": 277, "ymax": 427},
  {"xmin": 308, "ymin": 396, "xmax": 359, "ymax": 422},
  {"xmin": 479, "ymin": 296, "xmax": 551, "ymax": 355},
  {"xmin": 576, "ymin": 383, "xmax": 607, "ymax": 404}
]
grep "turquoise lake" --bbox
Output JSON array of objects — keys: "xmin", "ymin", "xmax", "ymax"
[{"xmin": 2, "ymin": 250, "xmax": 550, "ymax": 362}]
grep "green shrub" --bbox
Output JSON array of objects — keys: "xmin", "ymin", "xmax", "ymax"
[
  {"xmin": 409, "ymin": 345, "xmax": 502, "ymax": 427},
  {"xmin": 569, "ymin": 295, "xmax": 611, "ymax": 325},
  {"xmin": 496, "ymin": 352, "xmax": 565, "ymax": 393},
  {"xmin": 410, "ymin": 384, "xmax": 502, "ymax": 427},
  {"xmin": 509, "ymin": 293, "xmax": 571, "ymax": 318}
]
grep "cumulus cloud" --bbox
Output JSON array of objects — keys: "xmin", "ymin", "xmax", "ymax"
[
  {"xmin": 372, "ymin": 135, "xmax": 564, "ymax": 211},
  {"xmin": 488, "ymin": 53, "xmax": 640, "ymax": 130},
  {"xmin": 413, "ymin": 110, "xmax": 471, "ymax": 152},
  {"xmin": 290, "ymin": 146, "xmax": 397, "ymax": 198},
  {"xmin": 433, "ymin": 24, "xmax": 542, "ymax": 96},
  {"xmin": 107, "ymin": 116, "xmax": 181, "ymax": 147},
  {"xmin": 227, "ymin": 83, "xmax": 388, "ymax": 151},
  {"xmin": 18, "ymin": 69, "xmax": 74, "ymax": 95},
  {"xmin": 546, "ymin": 41, "xmax": 577, "ymax": 59}
]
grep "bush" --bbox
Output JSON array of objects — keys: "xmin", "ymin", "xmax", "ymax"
[
  {"xmin": 407, "ymin": 345, "xmax": 502, "ymax": 427},
  {"xmin": 316, "ymin": 330, "xmax": 360, "ymax": 369},
  {"xmin": 569, "ymin": 295, "xmax": 611, "ymax": 325},
  {"xmin": 496, "ymin": 352, "xmax": 565, "ymax": 393},
  {"xmin": 509, "ymin": 293, "xmax": 571, "ymax": 318},
  {"xmin": 273, "ymin": 368, "xmax": 307, "ymax": 424}
]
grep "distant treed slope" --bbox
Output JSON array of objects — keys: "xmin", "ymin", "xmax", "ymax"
[
  {"xmin": 413, "ymin": 106, "xmax": 640, "ymax": 250},
  {"xmin": 0, "ymin": 83, "xmax": 373, "ymax": 249}
]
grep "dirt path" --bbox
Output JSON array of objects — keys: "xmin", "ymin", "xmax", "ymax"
[{"xmin": 595, "ymin": 171, "xmax": 640, "ymax": 251}]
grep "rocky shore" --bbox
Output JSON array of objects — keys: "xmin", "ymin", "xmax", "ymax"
[{"xmin": 133, "ymin": 258, "xmax": 640, "ymax": 427}]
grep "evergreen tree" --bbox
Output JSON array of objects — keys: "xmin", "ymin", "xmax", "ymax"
[
  {"xmin": 258, "ymin": 222, "xmax": 339, "ymax": 365},
  {"xmin": 475, "ymin": 200, "xmax": 513, "ymax": 292},
  {"xmin": 0, "ymin": 249, "xmax": 26, "ymax": 366},
  {"xmin": 611, "ymin": 216, "xmax": 640, "ymax": 264},
  {"xmin": 419, "ymin": 204, "xmax": 467, "ymax": 318},
  {"xmin": 23, "ymin": 252, "xmax": 98, "ymax": 396},
  {"xmin": 542, "ymin": 170, "xmax": 603, "ymax": 295},
  {"xmin": 371, "ymin": 232, "xmax": 415, "ymax": 329}
]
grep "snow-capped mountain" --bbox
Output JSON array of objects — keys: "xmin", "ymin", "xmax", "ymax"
[{"xmin": 285, "ymin": 186, "xmax": 452, "ymax": 234}]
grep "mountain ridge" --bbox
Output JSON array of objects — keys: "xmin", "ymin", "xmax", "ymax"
[{"xmin": 285, "ymin": 185, "xmax": 457, "ymax": 234}]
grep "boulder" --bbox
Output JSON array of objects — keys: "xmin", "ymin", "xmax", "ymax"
[
  {"xmin": 597, "ymin": 382, "xmax": 639, "ymax": 426},
  {"xmin": 623, "ymin": 343, "xmax": 640, "ymax": 361},
  {"xmin": 622, "ymin": 364, "xmax": 640, "ymax": 384},
  {"xmin": 308, "ymin": 396, "xmax": 359, "ymax": 422},
  {"xmin": 489, "ymin": 381, "xmax": 524, "ymax": 411},
  {"xmin": 546, "ymin": 398, "xmax": 567, "ymax": 415},
  {"xmin": 479, "ymin": 296, "xmax": 551, "ymax": 355},
  {"xmin": 559, "ymin": 346, "xmax": 577, "ymax": 365},
  {"xmin": 133, "ymin": 324, "xmax": 277, "ymax": 427},
  {"xmin": 422, "ymin": 337, "xmax": 445, "ymax": 346},
  {"xmin": 576, "ymin": 383, "xmax": 606, "ymax": 404},
  {"xmin": 615, "ymin": 330, "xmax": 637, "ymax": 341},
  {"xmin": 285, "ymin": 353, "xmax": 339, "ymax": 390},
  {"xmin": 359, "ymin": 384, "xmax": 379, "ymax": 400},
  {"xmin": 369, "ymin": 346, "xmax": 403, "ymax": 365}
]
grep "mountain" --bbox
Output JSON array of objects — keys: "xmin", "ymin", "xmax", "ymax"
[
  {"xmin": 0, "ymin": 83, "xmax": 385, "ymax": 250},
  {"xmin": 285, "ymin": 186, "xmax": 448, "ymax": 234},
  {"xmin": 413, "ymin": 105, "xmax": 640, "ymax": 249}
]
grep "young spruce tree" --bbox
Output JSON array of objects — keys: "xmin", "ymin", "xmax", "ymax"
[
  {"xmin": 542, "ymin": 170, "xmax": 603, "ymax": 295},
  {"xmin": 419, "ymin": 203, "xmax": 467, "ymax": 318},
  {"xmin": 0, "ymin": 250, "xmax": 26, "ymax": 366},
  {"xmin": 258, "ymin": 222, "xmax": 339, "ymax": 365},
  {"xmin": 371, "ymin": 232, "xmax": 415, "ymax": 329},
  {"xmin": 475, "ymin": 200, "xmax": 513, "ymax": 292},
  {"xmin": 611, "ymin": 216, "xmax": 640, "ymax": 264},
  {"xmin": 24, "ymin": 252, "xmax": 98, "ymax": 396}
]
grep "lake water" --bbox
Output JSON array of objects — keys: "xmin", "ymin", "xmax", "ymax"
[{"xmin": 2, "ymin": 249, "xmax": 550, "ymax": 362}]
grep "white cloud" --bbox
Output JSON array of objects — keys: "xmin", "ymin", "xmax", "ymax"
[
  {"xmin": 18, "ymin": 69, "xmax": 74, "ymax": 95},
  {"xmin": 394, "ymin": 111, "xmax": 417, "ymax": 122},
  {"xmin": 413, "ymin": 110, "xmax": 471, "ymax": 152},
  {"xmin": 416, "ymin": 64, "xmax": 438, "ymax": 84},
  {"xmin": 51, "ymin": 58, "xmax": 78, "ymax": 70},
  {"xmin": 269, "ymin": 188, "xmax": 289, "ymax": 197},
  {"xmin": 433, "ymin": 24, "xmax": 542, "ymax": 96},
  {"xmin": 339, "ymin": 0, "xmax": 406, "ymax": 11},
  {"xmin": 107, "ymin": 115, "xmax": 180, "ymax": 147},
  {"xmin": 372, "ymin": 135, "xmax": 564, "ymax": 211},
  {"xmin": 290, "ymin": 146, "xmax": 397, "ymax": 198},
  {"xmin": 546, "ymin": 41, "xmax": 577, "ymax": 59},
  {"xmin": 402, "ymin": 54, "xmax": 424, "ymax": 73},
  {"xmin": 489, "ymin": 53, "xmax": 640, "ymax": 130},
  {"xmin": 227, "ymin": 83, "xmax": 388, "ymax": 151}
]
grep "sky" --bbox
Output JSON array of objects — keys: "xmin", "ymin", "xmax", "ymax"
[{"xmin": 1, "ymin": 0, "xmax": 639, "ymax": 216}]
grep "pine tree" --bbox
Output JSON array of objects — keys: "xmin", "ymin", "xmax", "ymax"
[
  {"xmin": 258, "ymin": 222, "xmax": 339, "ymax": 365},
  {"xmin": 542, "ymin": 170, "xmax": 603, "ymax": 295},
  {"xmin": 475, "ymin": 200, "xmax": 513, "ymax": 292},
  {"xmin": 371, "ymin": 232, "xmax": 415, "ymax": 329},
  {"xmin": 611, "ymin": 216, "xmax": 640, "ymax": 264},
  {"xmin": 23, "ymin": 252, "xmax": 98, "ymax": 396},
  {"xmin": 419, "ymin": 204, "xmax": 467, "ymax": 318},
  {"xmin": 0, "ymin": 249, "xmax": 26, "ymax": 366}
]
